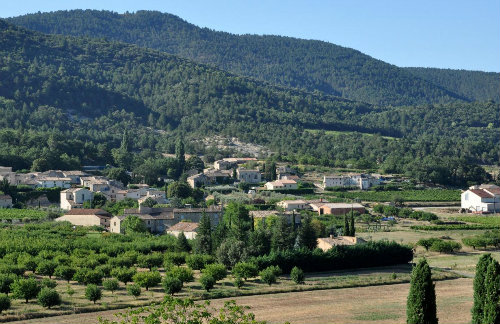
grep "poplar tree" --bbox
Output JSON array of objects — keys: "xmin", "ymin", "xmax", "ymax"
[
  {"xmin": 349, "ymin": 212, "xmax": 355, "ymax": 236},
  {"xmin": 483, "ymin": 259, "xmax": 500, "ymax": 324},
  {"xmin": 344, "ymin": 214, "xmax": 350, "ymax": 236},
  {"xmin": 472, "ymin": 253, "xmax": 493, "ymax": 324},
  {"xmin": 407, "ymin": 259, "xmax": 438, "ymax": 324}
]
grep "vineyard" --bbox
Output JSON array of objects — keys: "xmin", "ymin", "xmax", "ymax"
[
  {"xmin": 334, "ymin": 189, "xmax": 461, "ymax": 202},
  {"xmin": 0, "ymin": 209, "xmax": 49, "ymax": 220}
]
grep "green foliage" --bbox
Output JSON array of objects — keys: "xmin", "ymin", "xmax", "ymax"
[
  {"xmin": 406, "ymin": 259, "xmax": 438, "ymax": 324},
  {"xmin": 199, "ymin": 273, "xmax": 216, "ymax": 292},
  {"xmin": 133, "ymin": 271, "xmax": 162, "ymax": 291},
  {"xmin": 202, "ymin": 263, "xmax": 227, "ymax": 282},
  {"xmin": 232, "ymin": 262, "xmax": 259, "ymax": 281},
  {"xmin": 234, "ymin": 276, "xmax": 244, "ymax": 289},
  {"xmin": 36, "ymin": 260, "xmax": 57, "ymax": 278},
  {"xmin": 111, "ymin": 267, "xmax": 137, "ymax": 285},
  {"xmin": 429, "ymin": 240, "xmax": 461, "ymax": 254},
  {"xmin": 40, "ymin": 278, "xmax": 57, "ymax": 289},
  {"xmin": 176, "ymin": 232, "xmax": 191, "ymax": 252},
  {"xmin": 162, "ymin": 277, "xmax": 182, "ymax": 296},
  {"xmin": 85, "ymin": 284, "xmax": 102, "ymax": 304},
  {"xmin": 167, "ymin": 182, "xmax": 192, "ymax": 199},
  {"xmin": 126, "ymin": 284, "xmax": 141, "ymax": 299},
  {"xmin": 37, "ymin": 287, "xmax": 61, "ymax": 309},
  {"xmin": 290, "ymin": 266, "xmax": 305, "ymax": 284},
  {"xmin": 195, "ymin": 212, "xmax": 212, "ymax": 255},
  {"xmin": 216, "ymin": 238, "xmax": 248, "ymax": 268},
  {"xmin": 166, "ymin": 266, "xmax": 194, "ymax": 284},
  {"xmin": 336, "ymin": 190, "xmax": 461, "ymax": 202},
  {"xmin": 11, "ymin": 277, "xmax": 41, "ymax": 303},
  {"xmin": 416, "ymin": 238, "xmax": 441, "ymax": 251},
  {"xmin": 103, "ymin": 279, "xmax": 119, "ymax": 294},
  {"xmin": 298, "ymin": 216, "xmax": 317, "ymax": 250},
  {"xmin": 121, "ymin": 215, "xmax": 147, "ymax": 234},
  {"xmin": 483, "ymin": 259, "xmax": 500, "ymax": 324},
  {"xmin": 472, "ymin": 254, "xmax": 494, "ymax": 324},
  {"xmin": 185, "ymin": 254, "xmax": 215, "ymax": 270},
  {"xmin": 0, "ymin": 274, "xmax": 16, "ymax": 294},
  {"xmin": 164, "ymin": 252, "xmax": 187, "ymax": 266},
  {"xmin": 463, "ymin": 231, "xmax": 500, "ymax": 250},
  {"xmin": 259, "ymin": 267, "xmax": 277, "ymax": 286},
  {"xmin": 411, "ymin": 224, "xmax": 499, "ymax": 231},
  {"xmin": 137, "ymin": 253, "xmax": 163, "ymax": 270},
  {"xmin": 0, "ymin": 209, "xmax": 48, "ymax": 220},
  {"xmin": 0, "ymin": 293, "xmax": 10, "ymax": 313}
]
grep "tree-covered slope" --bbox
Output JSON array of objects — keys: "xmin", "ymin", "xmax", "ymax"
[
  {"xmin": 7, "ymin": 9, "xmax": 472, "ymax": 106},
  {"xmin": 404, "ymin": 67, "xmax": 500, "ymax": 102}
]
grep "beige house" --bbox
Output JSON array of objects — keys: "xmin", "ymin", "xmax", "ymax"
[
  {"xmin": 37, "ymin": 177, "xmax": 72, "ymax": 188},
  {"xmin": 277, "ymin": 200, "xmax": 308, "ymax": 211},
  {"xmin": 187, "ymin": 173, "xmax": 210, "ymax": 188},
  {"xmin": 62, "ymin": 171, "xmax": 89, "ymax": 184},
  {"xmin": 264, "ymin": 179, "xmax": 298, "ymax": 190},
  {"xmin": 56, "ymin": 209, "xmax": 111, "ymax": 228},
  {"xmin": 60, "ymin": 188, "xmax": 93, "ymax": 210},
  {"xmin": 166, "ymin": 222, "xmax": 199, "ymax": 239},
  {"xmin": 237, "ymin": 168, "xmax": 261, "ymax": 183},
  {"xmin": 318, "ymin": 203, "xmax": 365, "ymax": 215},
  {"xmin": 317, "ymin": 236, "xmax": 366, "ymax": 252},
  {"xmin": 0, "ymin": 195, "xmax": 12, "ymax": 208}
]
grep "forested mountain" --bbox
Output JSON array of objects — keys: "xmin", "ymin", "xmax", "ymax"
[
  {"xmin": 404, "ymin": 67, "xmax": 500, "ymax": 103},
  {"xmin": 0, "ymin": 19, "xmax": 497, "ymax": 186},
  {"xmin": 7, "ymin": 9, "xmax": 483, "ymax": 107}
]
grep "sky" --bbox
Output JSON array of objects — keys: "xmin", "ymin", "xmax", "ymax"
[{"xmin": 1, "ymin": 0, "xmax": 499, "ymax": 72}]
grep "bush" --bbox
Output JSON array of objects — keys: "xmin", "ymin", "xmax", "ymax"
[
  {"xmin": 37, "ymin": 288, "xmax": 61, "ymax": 309},
  {"xmin": 166, "ymin": 266, "xmax": 194, "ymax": 283},
  {"xmin": 430, "ymin": 240, "xmax": 461, "ymax": 254},
  {"xmin": 232, "ymin": 262, "xmax": 258, "ymax": 281},
  {"xmin": 133, "ymin": 271, "xmax": 162, "ymax": 291},
  {"xmin": 36, "ymin": 260, "xmax": 57, "ymax": 278},
  {"xmin": 0, "ymin": 293, "xmax": 10, "ymax": 313},
  {"xmin": 164, "ymin": 252, "xmax": 187, "ymax": 266},
  {"xmin": 259, "ymin": 267, "xmax": 277, "ymax": 286},
  {"xmin": 290, "ymin": 266, "xmax": 305, "ymax": 284},
  {"xmin": 162, "ymin": 277, "xmax": 183, "ymax": 295},
  {"xmin": 137, "ymin": 253, "xmax": 164, "ymax": 270},
  {"xmin": 234, "ymin": 276, "xmax": 244, "ymax": 289},
  {"xmin": 54, "ymin": 266, "xmax": 76, "ymax": 283},
  {"xmin": 85, "ymin": 284, "xmax": 102, "ymax": 304},
  {"xmin": 202, "ymin": 263, "xmax": 227, "ymax": 282},
  {"xmin": 185, "ymin": 254, "xmax": 215, "ymax": 270},
  {"xmin": 199, "ymin": 274, "xmax": 215, "ymax": 292},
  {"xmin": 103, "ymin": 278, "xmax": 119, "ymax": 294},
  {"xmin": 11, "ymin": 277, "xmax": 40, "ymax": 303},
  {"xmin": 417, "ymin": 238, "xmax": 441, "ymax": 251},
  {"xmin": 127, "ymin": 284, "xmax": 141, "ymax": 299},
  {"xmin": 41, "ymin": 278, "xmax": 57, "ymax": 288},
  {"xmin": 0, "ymin": 274, "xmax": 16, "ymax": 294}
]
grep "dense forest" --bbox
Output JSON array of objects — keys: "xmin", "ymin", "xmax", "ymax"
[
  {"xmin": 9, "ymin": 10, "xmax": 499, "ymax": 106},
  {"xmin": 0, "ymin": 19, "xmax": 497, "ymax": 186}
]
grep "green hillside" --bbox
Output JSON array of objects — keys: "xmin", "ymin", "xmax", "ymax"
[
  {"xmin": 7, "ymin": 9, "xmax": 475, "ymax": 106},
  {"xmin": 0, "ymin": 20, "xmax": 497, "ymax": 186}
]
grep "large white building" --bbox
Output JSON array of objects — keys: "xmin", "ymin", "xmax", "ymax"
[
  {"xmin": 461, "ymin": 185, "xmax": 500, "ymax": 214},
  {"xmin": 323, "ymin": 173, "xmax": 381, "ymax": 190},
  {"xmin": 60, "ymin": 188, "xmax": 93, "ymax": 210}
]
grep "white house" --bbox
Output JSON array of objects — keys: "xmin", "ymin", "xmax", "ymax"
[
  {"xmin": 237, "ymin": 168, "xmax": 261, "ymax": 183},
  {"xmin": 60, "ymin": 188, "xmax": 93, "ymax": 210},
  {"xmin": 187, "ymin": 173, "xmax": 210, "ymax": 188},
  {"xmin": 115, "ymin": 189, "xmax": 141, "ymax": 201},
  {"xmin": 265, "ymin": 179, "xmax": 298, "ymax": 190},
  {"xmin": 461, "ymin": 185, "xmax": 500, "ymax": 214},
  {"xmin": 277, "ymin": 199, "xmax": 308, "ymax": 211},
  {"xmin": 323, "ymin": 173, "xmax": 381, "ymax": 190},
  {"xmin": 56, "ymin": 209, "xmax": 111, "ymax": 227},
  {"xmin": 37, "ymin": 177, "xmax": 72, "ymax": 189},
  {"xmin": 166, "ymin": 222, "xmax": 199, "ymax": 239},
  {"xmin": 62, "ymin": 171, "xmax": 89, "ymax": 184}
]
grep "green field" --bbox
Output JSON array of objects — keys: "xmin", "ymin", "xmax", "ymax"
[
  {"xmin": 333, "ymin": 189, "xmax": 460, "ymax": 202},
  {"xmin": 453, "ymin": 215, "xmax": 500, "ymax": 225},
  {"xmin": 0, "ymin": 208, "xmax": 48, "ymax": 220}
]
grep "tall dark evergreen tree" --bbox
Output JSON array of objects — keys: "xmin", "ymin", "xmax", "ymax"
[
  {"xmin": 407, "ymin": 259, "xmax": 438, "ymax": 324},
  {"xmin": 472, "ymin": 254, "xmax": 494, "ymax": 324},
  {"xmin": 483, "ymin": 259, "xmax": 500, "ymax": 324},
  {"xmin": 271, "ymin": 217, "xmax": 295, "ymax": 252},
  {"xmin": 298, "ymin": 216, "xmax": 317, "ymax": 250},
  {"xmin": 175, "ymin": 139, "xmax": 185, "ymax": 178},
  {"xmin": 349, "ymin": 212, "xmax": 356, "ymax": 236},
  {"xmin": 195, "ymin": 212, "xmax": 212, "ymax": 254},
  {"xmin": 344, "ymin": 214, "xmax": 350, "ymax": 236}
]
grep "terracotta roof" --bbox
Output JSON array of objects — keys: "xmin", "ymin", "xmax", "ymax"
[
  {"xmin": 65, "ymin": 209, "xmax": 111, "ymax": 217},
  {"xmin": 279, "ymin": 200, "xmax": 307, "ymax": 205},
  {"xmin": 469, "ymin": 189, "xmax": 494, "ymax": 198},
  {"xmin": 167, "ymin": 222, "xmax": 199, "ymax": 232},
  {"xmin": 320, "ymin": 203, "xmax": 365, "ymax": 209},
  {"xmin": 249, "ymin": 210, "xmax": 279, "ymax": 218},
  {"xmin": 485, "ymin": 188, "xmax": 500, "ymax": 195}
]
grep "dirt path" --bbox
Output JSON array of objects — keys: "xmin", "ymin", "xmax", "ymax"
[{"xmin": 10, "ymin": 278, "xmax": 472, "ymax": 324}]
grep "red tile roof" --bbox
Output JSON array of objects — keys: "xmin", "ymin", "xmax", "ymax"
[
  {"xmin": 167, "ymin": 222, "xmax": 199, "ymax": 232},
  {"xmin": 469, "ymin": 189, "xmax": 494, "ymax": 198},
  {"xmin": 65, "ymin": 209, "xmax": 111, "ymax": 217}
]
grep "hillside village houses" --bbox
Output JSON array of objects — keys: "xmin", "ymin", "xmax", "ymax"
[
  {"xmin": 323, "ymin": 173, "xmax": 381, "ymax": 190},
  {"xmin": 236, "ymin": 168, "xmax": 261, "ymax": 183},
  {"xmin": 264, "ymin": 179, "xmax": 298, "ymax": 190},
  {"xmin": 166, "ymin": 222, "xmax": 199, "ymax": 239},
  {"xmin": 0, "ymin": 195, "xmax": 12, "ymax": 208},
  {"xmin": 461, "ymin": 184, "xmax": 500, "ymax": 214},
  {"xmin": 60, "ymin": 187, "xmax": 93, "ymax": 210},
  {"xmin": 55, "ymin": 209, "xmax": 111, "ymax": 227}
]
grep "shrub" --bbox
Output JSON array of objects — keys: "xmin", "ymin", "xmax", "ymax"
[
  {"xmin": 185, "ymin": 254, "xmax": 215, "ymax": 270},
  {"xmin": 54, "ymin": 266, "xmax": 76, "ymax": 283},
  {"xmin": 417, "ymin": 238, "xmax": 441, "ymax": 251},
  {"xmin": 127, "ymin": 284, "xmax": 141, "ymax": 299},
  {"xmin": 36, "ymin": 260, "xmax": 57, "ymax": 278},
  {"xmin": 0, "ymin": 274, "xmax": 16, "ymax": 295},
  {"xmin": 166, "ymin": 267, "xmax": 194, "ymax": 283},
  {"xmin": 111, "ymin": 267, "xmax": 137, "ymax": 285},
  {"xmin": 133, "ymin": 271, "xmax": 162, "ymax": 291},
  {"xmin": 430, "ymin": 240, "xmax": 461, "ymax": 254},
  {"xmin": 202, "ymin": 263, "xmax": 227, "ymax": 282},
  {"xmin": 85, "ymin": 284, "xmax": 102, "ymax": 304},
  {"xmin": 137, "ymin": 253, "xmax": 164, "ymax": 270},
  {"xmin": 41, "ymin": 278, "xmax": 57, "ymax": 289},
  {"xmin": 199, "ymin": 274, "xmax": 215, "ymax": 292},
  {"xmin": 232, "ymin": 262, "xmax": 258, "ymax": 281},
  {"xmin": 103, "ymin": 279, "xmax": 119, "ymax": 294},
  {"xmin": 11, "ymin": 277, "xmax": 41, "ymax": 303},
  {"xmin": 164, "ymin": 252, "xmax": 187, "ymax": 266},
  {"xmin": 290, "ymin": 266, "xmax": 305, "ymax": 284},
  {"xmin": 259, "ymin": 267, "xmax": 277, "ymax": 286},
  {"xmin": 37, "ymin": 287, "xmax": 61, "ymax": 309},
  {"xmin": 234, "ymin": 276, "xmax": 244, "ymax": 289},
  {"xmin": 0, "ymin": 293, "xmax": 10, "ymax": 313},
  {"xmin": 162, "ymin": 277, "xmax": 183, "ymax": 295}
]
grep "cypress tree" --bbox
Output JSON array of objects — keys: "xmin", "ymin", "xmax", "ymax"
[
  {"xmin": 195, "ymin": 212, "xmax": 212, "ymax": 254},
  {"xmin": 349, "ymin": 212, "xmax": 355, "ymax": 236},
  {"xmin": 407, "ymin": 259, "xmax": 438, "ymax": 324},
  {"xmin": 298, "ymin": 216, "xmax": 317, "ymax": 250},
  {"xmin": 483, "ymin": 258, "xmax": 500, "ymax": 324},
  {"xmin": 472, "ymin": 254, "xmax": 494, "ymax": 324},
  {"xmin": 175, "ymin": 139, "xmax": 185, "ymax": 178},
  {"xmin": 344, "ymin": 214, "xmax": 350, "ymax": 236}
]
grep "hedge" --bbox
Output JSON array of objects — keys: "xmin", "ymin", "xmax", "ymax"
[
  {"xmin": 411, "ymin": 224, "xmax": 500, "ymax": 231},
  {"xmin": 249, "ymin": 241, "xmax": 413, "ymax": 273}
]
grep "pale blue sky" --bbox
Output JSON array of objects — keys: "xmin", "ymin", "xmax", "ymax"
[{"xmin": 2, "ymin": 0, "xmax": 499, "ymax": 72}]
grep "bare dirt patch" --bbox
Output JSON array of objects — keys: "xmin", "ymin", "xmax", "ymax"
[{"xmin": 11, "ymin": 278, "xmax": 472, "ymax": 324}]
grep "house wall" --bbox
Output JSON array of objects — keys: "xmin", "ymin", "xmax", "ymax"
[
  {"xmin": 0, "ymin": 198, "xmax": 12, "ymax": 208},
  {"xmin": 56, "ymin": 214, "xmax": 102, "ymax": 226},
  {"xmin": 167, "ymin": 230, "xmax": 197, "ymax": 239},
  {"xmin": 319, "ymin": 206, "xmax": 365, "ymax": 215}
]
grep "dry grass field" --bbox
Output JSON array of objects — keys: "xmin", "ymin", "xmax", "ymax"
[{"xmin": 11, "ymin": 278, "xmax": 473, "ymax": 324}]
